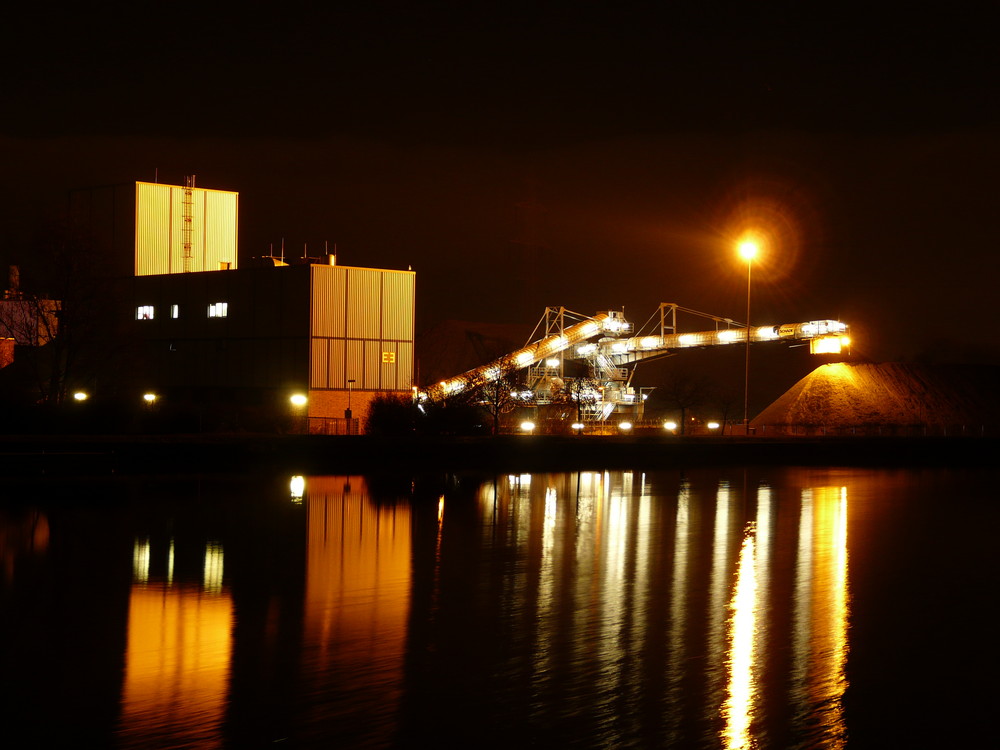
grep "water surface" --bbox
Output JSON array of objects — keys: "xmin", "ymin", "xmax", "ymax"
[{"xmin": 1, "ymin": 467, "xmax": 996, "ymax": 747}]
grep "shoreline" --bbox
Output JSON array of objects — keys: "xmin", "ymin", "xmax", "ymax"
[{"xmin": 1, "ymin": 433, "xmax": 997, "ymax": 477}]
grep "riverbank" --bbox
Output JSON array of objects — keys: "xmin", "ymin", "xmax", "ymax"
[{"xmin": 1, "ymin": 432, "xmax": 997, "ymax": 476}]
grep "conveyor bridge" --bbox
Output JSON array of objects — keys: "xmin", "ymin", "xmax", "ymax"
[{"xmin": 422, "ymin": 304, "xmax": 849, "ymax": 421}]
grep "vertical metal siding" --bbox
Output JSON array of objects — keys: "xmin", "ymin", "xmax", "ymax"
[
  {"xmin": 364, "ymin": 341, "xmax": 382, "ymax": 389},
  {"xmin": 329, "ymin": 339, "xmax": 346, "ymax": 388},
  {"xmin": 311, "ymin": 338, "xmax": 329, "ymax": 388},
  {"xmin": 346, "ymin": 339, "xmax": 364, "ymax": 386},
  {"xmin": 310, "ymin": 266, "xmax": 336, "ymax": 337},
  {"xmin": 346, "ymin": 268, "xmax": 381, "ymax": 339},
  {"xmin": 204, "ymin": 191, "xmax": 238, "ymax": 270},
  {"xmin": 381, "ymin": 271, "xmax": 415, "ymax": 341},
  {"xmin": 397, "ymin": 341, "xmax": 414, "ymax": 389},
  {"xmin": 135, "ymin": 183, "xmax": 172, "ymax": 276},
  {"xmin": 331, "ymin": 266, "xmax": 347, "ymax": 337},
  {"xmin": 193, "ymin": 189, "xmax": 206, "ymax": 272},
  {"xmin": 134, "ymin": 183, "xmax": 238, "ymax": 275},
  {"xmin": 169, "ymin": 187, "xmax": 184, "ymax": 273}
]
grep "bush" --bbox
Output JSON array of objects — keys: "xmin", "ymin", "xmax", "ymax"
[{"xmin": 364, "ymin": 393, "xmax": 417, "ymax": 436}]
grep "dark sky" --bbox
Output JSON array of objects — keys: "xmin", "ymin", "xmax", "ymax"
[{"xmin": 3, "ymin": 2, "xmax": 999, "ymax": 368}]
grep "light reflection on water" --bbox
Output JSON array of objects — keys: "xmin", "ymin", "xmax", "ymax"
[
  {"xmin": 2, "ymin": 468, "xmax": 998, "ymax": 747},
  {"xmin": 118, "ymin": 534, "xmax": 232, "ymax": 748}
]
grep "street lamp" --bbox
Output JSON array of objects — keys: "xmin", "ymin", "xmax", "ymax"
[
  {"xmin": 346, "ymin": 379, "xmax": 356, "ymax": 420},
  {"xmin": 737, "ymin": 238, "xmax": 759, "ymax": 432}
]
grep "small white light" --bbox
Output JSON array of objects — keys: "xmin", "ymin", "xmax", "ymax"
[
  {"xmin": 571, "ymin": 422, "xmax": 585, "ymax": 431},
  {"xmin": 290, "ymin": 475, "xmax": 305, "ymax": 500},
  {"xmin": 663, "ymin": 421, "xmax": 677, "ymax": 431},
  {"xmin": 73, "ymin": 391, "xmax": 89, "ymax": 401},
  {"xmin": 143, "ymin": 393, "xmax": 157, "ymax": 404},
  {"xmin": 290, "ymin": 393, "xmax": 307, "ymax": 407},
  {"xmin": 520, "ymin": 421, "xmax": 536, "ymax": 433},
  {"xmin": 545, "ymin": 358, "xmax": 560, "ymax": 368},
  {"xmin": 707, "ymin": 421, "xmax": 721, "ymax": 430},
  {"xmin": 619, "ymin": 421, "xmax": 633, "ymax": 431}
]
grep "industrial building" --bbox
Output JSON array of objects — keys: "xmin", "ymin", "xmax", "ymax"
[
  {"xmin": 71, "ymin": 178, "xmax": 414, "ymax": 433},
  {"xmin": 127, "ymin": 260, "xmax": 415, "ymax": 433},
  {"xmin": 71, "ymin": 178, "xmax": 239, "ymax": 278}
]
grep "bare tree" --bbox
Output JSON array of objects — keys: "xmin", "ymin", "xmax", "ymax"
[
  {"xmin": 462, "ymin": 354, "xmax": 530, "ymax": 435},
  {"xmin": 657, "ymin": 372, "xmax": 710, "ymax": 435},
  {"xmin": 7, "ymin": 221, "xmax": 130, "ymax": 404},
  {"xmin": 710, "ymin": 385, "xmax": 741, "ymax": 434}
]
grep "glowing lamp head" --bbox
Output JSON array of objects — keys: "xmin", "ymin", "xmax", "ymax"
[
  {"xmin": 737, "ymin": 239, "xmax": 759, "ymax": 262},
  {"xmin": 520, "ymin": 421, "xmax": 536, "ymax": 433},
  {"xmin": 73, "ymin": 391, "xmax": 89, "ymax": 402},
  {"xmin": 289, "ymin": 393, "xmax": 308, "ymax": 407},
  {"xmin": 142, "ymin": 393, "xmax": 157, "ymax": 404}
]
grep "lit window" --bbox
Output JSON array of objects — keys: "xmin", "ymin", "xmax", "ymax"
[
  {"xmin": 136, "ymin": 305, "xmax": 154, "ymax": 320},
  {"xmin": 170, "ymin": 304, "xmax": 179, "ymax": 319},
  {"xmin": 208, "ymin": 302, "xmax": 228, "ymax": 318}
]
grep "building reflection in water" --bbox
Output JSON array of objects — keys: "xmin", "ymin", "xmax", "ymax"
[
  {"xmin": 117, "ymin": 536, "xmax": 232, "ymax": 748},
  {"xmin": 301, "ymin": 476, "xmax": 411, "ymax": 746},
  {"xmin": 109, "ymin": 470, "xmax": 850, "ymax": 746}
]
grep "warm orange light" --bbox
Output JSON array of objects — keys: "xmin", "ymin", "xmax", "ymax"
[
  {"xmin": 811, "ymin": 336, "xmax": 843, "ymax": 355},
  {"xmin": 737, "ymin": 239, "xmax": 760, "ymax": 262}
]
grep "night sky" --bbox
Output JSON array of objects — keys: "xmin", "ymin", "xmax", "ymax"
[{"xmin": 3, "ymin": 2, "xmax": 998, "ymax": 369}]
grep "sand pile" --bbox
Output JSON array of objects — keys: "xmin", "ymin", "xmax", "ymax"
[{"xmin": 753, "ymin": 362, "xmax": 1000, "ymax": 428}]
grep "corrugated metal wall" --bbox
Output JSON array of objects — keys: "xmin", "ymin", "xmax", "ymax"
[
  {"xmin": 309, "ymin": 265, "xmax": 415, "ymax": 392},
  {"xmin": 134, "ymin": 182, "xmax": 238, "ymax": 276},
  {"xmin": 127, "ymin": 264, "xmax": 412, "ymax": 407}
]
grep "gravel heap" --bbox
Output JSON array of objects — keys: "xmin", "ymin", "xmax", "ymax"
[{"xmin": 752, "ymin": 362, "xmax": 1000, "ymax": 429}]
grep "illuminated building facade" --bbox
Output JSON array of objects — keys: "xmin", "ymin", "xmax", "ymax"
[
  {"xmin": 76, "ymin": 179, "xmax": 415, "ymax": 432},
  {"xmin": 128, "ymin": 262, "xmax": 415, "ymax": 431},
  {"xmin": 71, "ymin": 180, "xmax": 238, "ymax": 278}
]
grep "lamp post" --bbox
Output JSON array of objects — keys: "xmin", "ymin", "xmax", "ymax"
[
  {"xmin": 346, "ymin": 379, "xmax": 356, "ymax": 421},
  {"xmin": 737, "ymin": 239, "xmax": 759, "ymax": 433}
]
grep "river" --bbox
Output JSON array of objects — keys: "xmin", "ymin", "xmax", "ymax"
[{"xmin": 1, "ymin": 466, "xmax": 996, "ymax": 748}]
